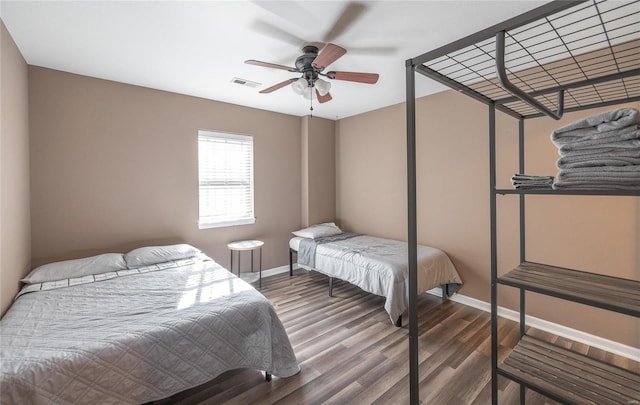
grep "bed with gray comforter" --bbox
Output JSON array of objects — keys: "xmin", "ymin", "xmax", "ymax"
[
  {"xmin": 292, "ymin": 233, "xmax": 463, "ymax": 325},
  {"xmin": 0, "ymin": 252, "xmax": 299, "ymax": 404}
]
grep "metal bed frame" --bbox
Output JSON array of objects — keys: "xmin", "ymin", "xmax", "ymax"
[{"xmin": 405, "ymin": 1, "xmax": 639, "ymax": 404}]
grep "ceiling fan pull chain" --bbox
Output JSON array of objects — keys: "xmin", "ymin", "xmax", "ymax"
[{"xmin": 310, "ymin": 87, "xmax": 314, "ymax": 117}]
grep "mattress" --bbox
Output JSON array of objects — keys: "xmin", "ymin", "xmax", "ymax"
[
  {"xmin": 0, "ymin": 255, "xmax": 299, "ymax": 405},
  {"xmin": 290, "ymin": 236, "xmax": 303, "ymax": 250},
  {"xmin": 291, "ymin": 234, "xmax": 462, "ymax": 323}
]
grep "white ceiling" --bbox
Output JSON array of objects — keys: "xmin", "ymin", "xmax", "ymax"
[{"xmin": 1, "ymin": 0, "xmax": 547, "ymax": 120}]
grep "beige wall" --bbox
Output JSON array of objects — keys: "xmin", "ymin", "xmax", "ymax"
[
  {"xmin": 0, "ymin": 21, "xmax": 31, "ymax": 316},
  {"xmin": 337, "ymin": 89, "xmax": 639, "ymax": 347},
  {"xmin": 28, "ymin": 67, "xmax": 302, "ymax": 274},
  {"xmin": 301, "ymin": 116, "xmax": 336, "ymax": 226},
  {"xmin": 336, "ymin": 103, "xmax": 407, "ymax": 239}
]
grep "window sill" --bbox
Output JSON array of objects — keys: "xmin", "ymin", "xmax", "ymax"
[{"xmin": 198, "ymin": 218, "xmax": 256, "ymax": 229}]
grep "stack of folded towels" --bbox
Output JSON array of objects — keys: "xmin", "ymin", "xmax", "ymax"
[
  {"xmin": 551, "ymin": 107, "xmax": 640, "ymax": 190},
  {"xmin": 511, "ymin": 174, "xmax": 554, "ymax": 189}
]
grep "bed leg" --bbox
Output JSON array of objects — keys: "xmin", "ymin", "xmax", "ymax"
[
  {"xmin": 329, "ymin": 277, "xmax": 334, "ymax": 297},
  {"xmin": 289, "ymin": 248, "xmax": 294, "ymax": 276},
  {"xmin": 395, "ymin": 315, "xmax": 402, "ymax": 327},
  {"xmin": 442, "ymin": 284, "xmax": 450, "ymax": 302},
  {"xmin": 265, "ymin": 372, "xmax": 272, "ymax": 382}
]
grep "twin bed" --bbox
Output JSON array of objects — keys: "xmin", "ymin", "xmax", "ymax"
[
  {"xmin": 0, "ymin": 244, "xmax": 299, "ymax": 405},
  {"xmin": 288, "ymin": 223, "xmax": 463, "ymax": 326}
]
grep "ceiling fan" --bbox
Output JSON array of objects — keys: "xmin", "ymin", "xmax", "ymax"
[{"xmin": 245, "ymin": 43, "xmax": 379, "ymax": 107}]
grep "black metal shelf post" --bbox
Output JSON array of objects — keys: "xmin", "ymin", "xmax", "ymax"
[
  {"xmin": 489, "ymin": 103, "xmax": 499, "ymax": 405},
  {"xmin": 405, "ymin": 58, "xmax": 419, "ymax": 405}
]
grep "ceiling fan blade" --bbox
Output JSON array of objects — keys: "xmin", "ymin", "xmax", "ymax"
[
  {"xmin": 251, "ymin": 2, "xmax": 317, "ymax": 30},
  {"xmin": 323, "ymin": 2, "xmax": 368, "ymax": 43},
  {"xmin": 316, "ymin": 90, "xmax": 333, "ymax": 103},
  {"xmin": 313, "ymin": 43, "xmax": 347, "ymax": 70},
  {"xmin": 326, "ymin": 71, "xmax": 379, "ymax": 84},
  {"xmin": 259, "ymin": 78, "xmax": 297, "ymax": 94},
  {"xmin": 245, "ymin": 60, "xmax": 298, "ymax": 72},
  {"xmin": 305, "ymin": 41, "xmax": 327, "ymax": 51},
  {"xmin": 250, "ymin": 20, "xmax": 307, "ymax": 48},
  {"xmin": 250, "ymin": 21, "xmax": 326, "ymax": 56}
]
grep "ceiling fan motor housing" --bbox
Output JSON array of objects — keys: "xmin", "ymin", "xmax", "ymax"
[{"xmin": 295, "ymin": 45, "xmax": 322, "ymax": 86}]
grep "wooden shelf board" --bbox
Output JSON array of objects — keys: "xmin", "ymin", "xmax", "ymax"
[
  {"xmin": 499, "ymin": 335, "xmax": 640, "ymax": 405},
  {"xmin": 498, "ymin": 262, "xmax": 640, "ymax": 317}
]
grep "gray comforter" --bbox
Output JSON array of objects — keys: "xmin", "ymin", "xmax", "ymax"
[
  {"xmin": 0, "ymin": 256, "xmax": 299, "ymax": 404},
  {"xmin": 298, "ymin": 232, "xmax": 361, "ymax": 268},
  {"xmin": 295, "ymin": 234, "xmax": 462, "ymax": 323}
]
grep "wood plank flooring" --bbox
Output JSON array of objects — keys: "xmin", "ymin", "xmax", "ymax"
[{"xmin": 154, "ymin": 269, "xmax": 640, "ymax": 405}]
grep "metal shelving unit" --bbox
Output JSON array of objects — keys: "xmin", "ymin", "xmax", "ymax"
[{"xmin": 405, "ymin": 1, "xmax": 640, "ymax": 404}]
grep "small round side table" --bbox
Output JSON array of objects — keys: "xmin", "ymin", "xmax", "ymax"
[{"xmin": 227, "ymin": 240, "xmax": 264, "ymax": 288}]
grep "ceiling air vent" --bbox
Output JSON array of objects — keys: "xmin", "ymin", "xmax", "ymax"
[{"xmin": 231, "ymin": 77, "xmax": 261, "ymax": 88}]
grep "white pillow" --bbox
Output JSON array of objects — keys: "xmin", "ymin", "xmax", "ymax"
[
  {"xmin": 292, "ymin": 222, "xmax": 343, "ymax": 239},
  {"xmin": 125, "ymin": 244, "xmax": 201, "ymax": 268},
  {"xmin": 21, "ymin": 253, "xmax": 127, "ymax": 284}
]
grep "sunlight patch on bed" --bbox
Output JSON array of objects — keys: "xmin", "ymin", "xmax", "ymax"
[
  {"xmin": 199, "ymin": 280, "xmax": 252, "ymax": 304},
  {"xmin": 178, "ymin": 267, "xmax": 251, "ymax": 309}
]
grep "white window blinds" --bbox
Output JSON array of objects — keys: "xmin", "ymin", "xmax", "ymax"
[{"xmin": 198, "ymin": 131, "xmax": 255, "ymax": 229}]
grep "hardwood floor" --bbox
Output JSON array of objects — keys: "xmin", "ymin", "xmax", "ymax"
[{"xmin": 155, "ymin": 269, "xmax": 639, "ymax": 405}]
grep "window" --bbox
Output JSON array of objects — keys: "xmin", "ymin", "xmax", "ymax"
[{"xmin": 198, "ymin": 131, "xmax": 255, "ymax": 229}]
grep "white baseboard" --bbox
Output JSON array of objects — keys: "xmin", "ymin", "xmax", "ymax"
[
  {"xmin": 427, "ymin": 288, "xmax": 640, "ymax": 362},
  {"xmin": 233, "ymin": 265, "xmax": 290, "ymax": 284},
  {"xmin": 261, "ymin": 265, "xmax": 291, "ymax": 278}
]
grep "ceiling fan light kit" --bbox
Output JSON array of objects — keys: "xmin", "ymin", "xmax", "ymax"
[
  {"xmin": 291, "ymin": 77, "xmax": 307, "ymax": 95},
  {"xmin": 245, "ymin": 42, "xmax": 379, "ymax": 113},
  {"xmin": 314, "ymin": 78, "xmax": 331, "ymax": 96}
]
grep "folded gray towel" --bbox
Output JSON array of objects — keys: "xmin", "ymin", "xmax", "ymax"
[
  {"xmin": 511, "ymin": 174, "xmax": 554, "ymax": 181},
  {"xmin": 555, "ymin": 166, "xmax": 640, "ymax": 190},
  {"xmin": 514, "ymin": 184, "xmax": 554, "ymax": 190},
  {"xmin": 560, "ymin": 148, "xmax": 640, "ymax": 159},
  {"xmin": 511, "ymin": 174, "xmax": 554, "ymax": 189},
  {"xmin": 557, "ymin": 176, "xmax": 640, "ymax": 185},
  {"xmin": 559, "ymin": 138, "xmax": 640, "ymax": 155},
  {"xmin": 558, "ymin": 165, "xmax": 640, "ymax": 177},
  {"xmin": 553, "ymin": 126, "xmax": 639, "ymax": 149},
  {"xmin": 552, "ymin": 124, "xmax": 639, "ymax": 148},
  {"xmin": 551, "ymin": 108, "xmax": 639, "ymax": 145},
  {"xmin": 553, "ymin": 182, "xmax": 640, "ymax": 190},
  {"xmin": 557, "ymin": 154, "xmax": 640, "ymax": 169}
]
